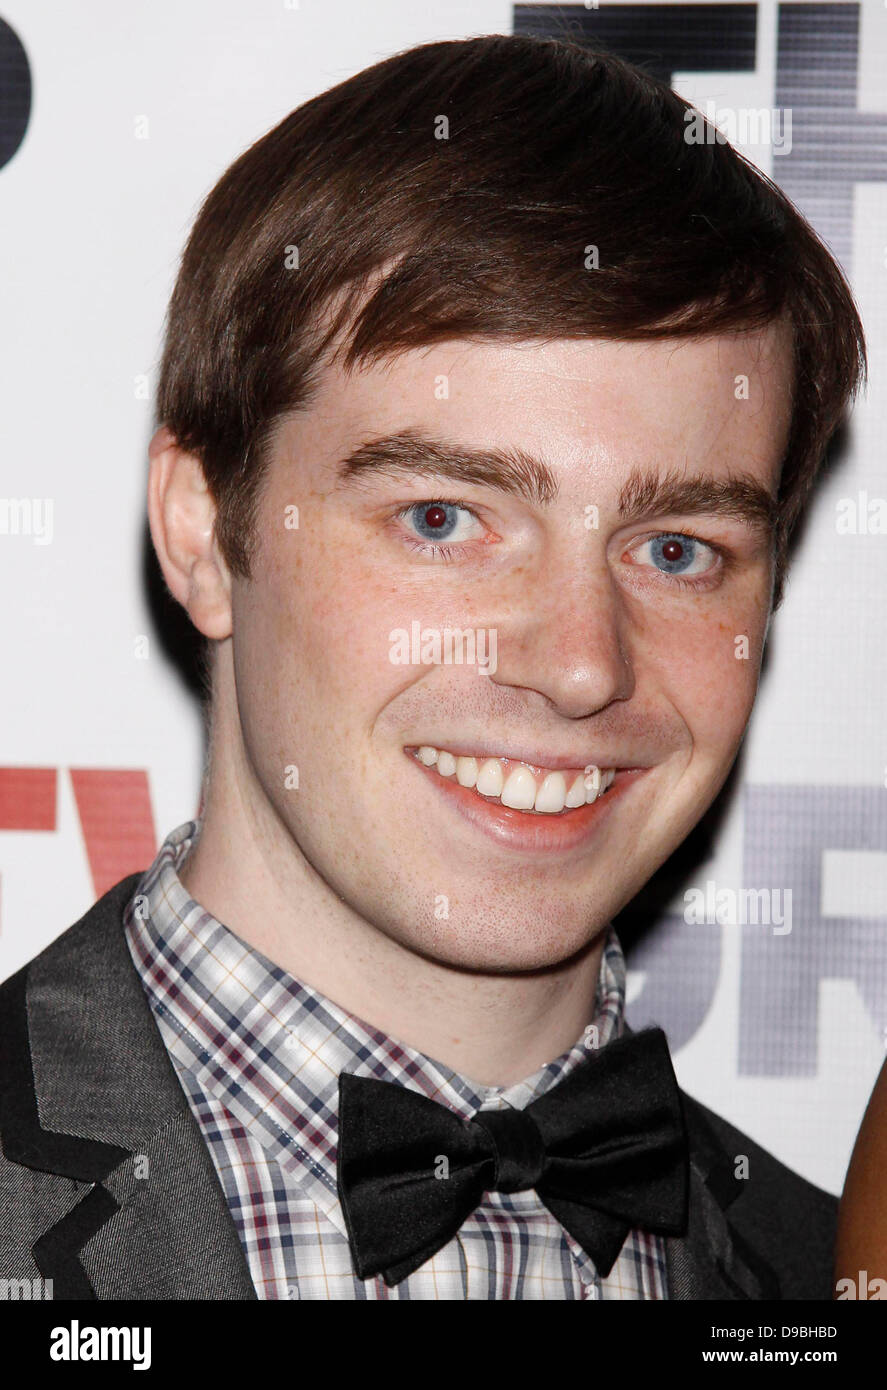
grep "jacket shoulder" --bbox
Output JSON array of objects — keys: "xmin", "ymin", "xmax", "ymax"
[
  {"xmin": 0, "ymin": 870, "xmax": 151, "ymax": 1175},
  {"xmin": 0, "ymin": 874, "xmax": 149, "ymax": 1282},
  {"xmin": 682, "ymin": 1090, "xmax": 837, "ymax": 1300},
  {"xmin": 0, "ymin": 872, "xmax": 146, "ymax": 997}
]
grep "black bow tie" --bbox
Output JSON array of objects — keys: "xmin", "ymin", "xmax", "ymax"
[{"xmin": 337, "ymin": 1026, "xmax": 689, "ymax": 1286}]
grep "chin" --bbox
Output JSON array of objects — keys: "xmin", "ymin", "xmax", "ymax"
[{"xmin": 399, "ymin": 915, "xmax": 606, "ymax": 975}]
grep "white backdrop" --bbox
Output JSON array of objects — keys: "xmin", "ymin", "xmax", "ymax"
[{"xmin": 1, "ymin": 0, "xmax": 885, "ymax": 1198}]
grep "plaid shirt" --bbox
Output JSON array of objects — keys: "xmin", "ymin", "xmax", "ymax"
[{"xmin": 123, "ymin": 820, "xmax": 669, "ymax": 1300}]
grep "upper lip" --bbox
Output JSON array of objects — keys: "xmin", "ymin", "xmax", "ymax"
[{"xmin": 406, "ymin": 743, "xmax": 635, "ymax": 772}]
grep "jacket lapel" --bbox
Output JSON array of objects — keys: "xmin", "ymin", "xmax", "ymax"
[
  {"xmin": 0, "ymin": 874, "xmax": 256, "ymax": 1300},
  {"xmin": 666, "ymin": 1090, "xmax": 780, "ymax": 1300},
  {"xmin": 664, "ymin": 1164, "xmax": 777, "ymax": 1300},
  {"xmin": 619, "ymin": 1021, "xmax": 779, "ymax": 1300}
]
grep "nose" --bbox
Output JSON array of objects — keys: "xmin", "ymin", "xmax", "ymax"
[{"xmin": 486, "ymin": 557, "xmax": 635, "ymax": 719}]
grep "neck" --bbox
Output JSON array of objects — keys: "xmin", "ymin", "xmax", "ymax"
[{"xmin": 179, "ymin": 681, "xmax": 606, "ymax": 1089}]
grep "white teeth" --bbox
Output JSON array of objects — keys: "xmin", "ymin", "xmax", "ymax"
[
  {"xmin": 584, "ymin": 766, "xmax": 602, "ymax": 805},
  {"xmin": 535, "ymin": 771, "xmax": 567, "ymax": 814},
  {"xmin": 500, "ymin": 765, "xmax": 537, "ymax": 810},
  {"xmin": 476, "ymin": 758, "xmax": 505, "ymax": 797},
  {"xmin": 455, "ymin": 756, "xmax": 478, "ymax": 788},
  {"xmin": 565, "ymin": 774, "xmax": 587, "ymax": 808},
  {"xmin": 413, "ymin": 747, "xmax": 618, "ymax": 814}
]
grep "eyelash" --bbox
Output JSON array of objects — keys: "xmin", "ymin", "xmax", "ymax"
[
  {"xmin": 392, "ymin": 499, "xmax": 481, "ymax": 564},
  {"xmin": 628, "ymin": 529, "xmax": 730, "ymax": 590},
  {"xmin": 392, "ymin": 501, "xmax": 730, "ymax": 584}
]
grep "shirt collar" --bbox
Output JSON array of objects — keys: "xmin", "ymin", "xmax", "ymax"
[{"xmin": 125, "ymin": 820, "xmax": 628, "ymax": 1206}]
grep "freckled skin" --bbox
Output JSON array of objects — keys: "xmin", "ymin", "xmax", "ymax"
[{"xmin": 162, "ymin": 325, "xmax": 794, "ymax": 1083}]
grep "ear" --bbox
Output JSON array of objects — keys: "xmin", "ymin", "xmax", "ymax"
[{"xmin": 147, "ymin": 426, "xmax": 233, "ymax": 641}]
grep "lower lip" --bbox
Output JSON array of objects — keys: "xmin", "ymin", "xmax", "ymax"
[{"xmin": 407, "ymin": 755, "xmax": 648, "ymax": 855}]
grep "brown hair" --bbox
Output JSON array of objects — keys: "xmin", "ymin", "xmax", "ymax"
[{"xmin": 156, "ymin": 32, "xmax": 866, "ymax": 610}]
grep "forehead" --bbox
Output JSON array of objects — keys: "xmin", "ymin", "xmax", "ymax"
[{"xmin": 280, "ymin": 318, "xmax": 795, "ymax": 493}]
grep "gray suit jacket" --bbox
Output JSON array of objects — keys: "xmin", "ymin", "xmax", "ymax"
[{"xmin": 0, "ymin": 874, "xmax": 837, "ymax": 1300}]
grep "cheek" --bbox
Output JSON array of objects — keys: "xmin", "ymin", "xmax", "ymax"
[
  {"xmin": 240, "ymin": 522, "xmax": 423, "ymax": 727},
  {"xmin": 636, "ymin": 589, "xmax": 769, "ymax": 751}
]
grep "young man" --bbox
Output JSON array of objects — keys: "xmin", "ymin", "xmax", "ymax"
[{"xmin": 0, "ymin": 34, "xmax": 866, "ymax": 1300}]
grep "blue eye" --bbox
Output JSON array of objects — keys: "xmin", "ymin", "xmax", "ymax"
[
  {"xmin": 409, "ymin": 503, "xmax": 461, "ymax": 540},
  {"xmin": 637, "ymin": 533, "xmax": 717, "ymax": 577},
  {"xmin": 402, "ymin": 502, "xmax": 481, "ymax": 546}
]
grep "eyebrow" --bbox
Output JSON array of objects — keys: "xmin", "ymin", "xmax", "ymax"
[
  {"xmin": 336, "ymin": 428, "xmax": 558, "ymax": 505},
  {"xmin": 617, "ymin": 465, "xmax": 778, "ymax": 533},
  {"xmin": 336, "ymin": 428, "xmax": 778, "ymax": 532}
]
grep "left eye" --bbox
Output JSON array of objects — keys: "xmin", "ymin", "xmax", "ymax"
[
  {"xmin": 633, "ymin": 533, "xmax": 717, "ymax": 576},
  {"xmin": 401, "ymin": 502, "xmax": 481, "ymax": 544}
]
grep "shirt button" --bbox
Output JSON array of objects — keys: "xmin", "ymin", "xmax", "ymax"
[{"xmin": 583, "ymin": 1282, "xmax": 599, "ymax": 1300}]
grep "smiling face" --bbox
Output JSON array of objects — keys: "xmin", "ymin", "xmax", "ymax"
[{"xmin": 226, "ymin": 324, "xmax": 793, "ymax": 973}]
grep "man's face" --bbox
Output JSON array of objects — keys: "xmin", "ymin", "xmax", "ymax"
[{"xmin": 229, "ymin": 325, "xmax": 792, "ymax": 972}]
